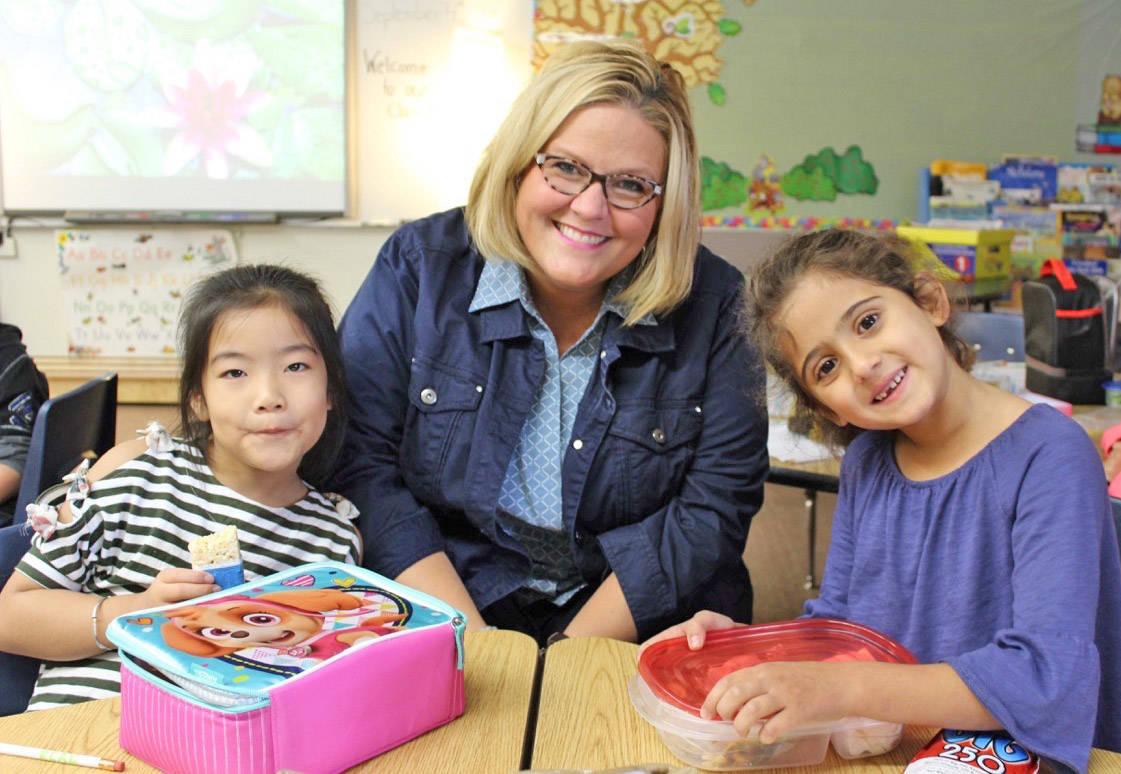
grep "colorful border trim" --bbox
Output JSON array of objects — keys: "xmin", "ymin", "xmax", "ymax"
[{"xmin": 701, "ymin": 215, "xmax": 902, "ymax": 230}]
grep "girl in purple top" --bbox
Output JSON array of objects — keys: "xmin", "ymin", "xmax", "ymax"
[{"xmin": 646, "ymin": 229, "xmax": 1121, "ymax": 773}]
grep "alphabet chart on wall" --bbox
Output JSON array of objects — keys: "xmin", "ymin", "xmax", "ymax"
[{"xmin": 55, "ymin": 229, "xmax": 236, "ymax": 357}]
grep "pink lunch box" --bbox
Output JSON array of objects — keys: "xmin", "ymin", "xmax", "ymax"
[{"xmin": 106, "ymin": 561, "xmax": 466, "ymax": 774}]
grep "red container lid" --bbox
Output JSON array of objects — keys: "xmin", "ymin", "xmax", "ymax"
[{"xmin": 637, "ymin": 618, "xmax": 918, "ymax": 716}]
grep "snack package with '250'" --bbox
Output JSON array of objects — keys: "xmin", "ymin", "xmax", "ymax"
[{"xmin": 903, "ymin": 729, "xmax": 1040, "ymax": 774}]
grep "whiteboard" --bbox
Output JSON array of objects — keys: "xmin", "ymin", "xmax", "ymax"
[
  {"xmin": 0, "ymin": 1, "xmax": 346, "ymax": 217},
  {"xmin": 353, "ymin": 0, "xmax": 532, "ymax": 225}
]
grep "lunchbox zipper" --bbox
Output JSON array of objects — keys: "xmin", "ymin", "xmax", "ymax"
[{"xmin": 119, "ymin": 651, "xmax": 271, "ymax": 712}]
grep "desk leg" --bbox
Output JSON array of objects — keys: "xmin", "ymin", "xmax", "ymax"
[{"xmin": 803, "ymin": 489, "xmax": 817, "ymax": 590}]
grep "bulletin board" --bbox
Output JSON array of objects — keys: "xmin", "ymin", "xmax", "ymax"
[
  {"xmin": 530, "ymin": 0, "xmax": 1121, "ymax": 226},
  {"xmin": 352, "ymin": 0, "xmax": 533, "ymax": 224},
  {"xmin": 56, "ymin": 230, "xmax": 236, "ymax": 357}
]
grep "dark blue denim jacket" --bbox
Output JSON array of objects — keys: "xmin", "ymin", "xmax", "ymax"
[{"xmin": 332, "ymin": 208, "xmax": 768, "ymax": 639}]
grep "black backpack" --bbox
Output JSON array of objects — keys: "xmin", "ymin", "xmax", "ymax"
[{"xmin": 1022, "ymin": 259, "xmax": 1110, "ymax": 404}]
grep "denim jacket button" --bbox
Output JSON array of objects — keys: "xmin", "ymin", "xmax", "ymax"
[
  {"xmin": 651, "ymin": 428, "xmax": 667, "ymax": 444},
  {"xmin": 420, "ymin": 387, "xmax": 438, "ymax": 405},
  {"xmin": 574, "ymin": 529, "xmax": 586, "ymax": 544}
]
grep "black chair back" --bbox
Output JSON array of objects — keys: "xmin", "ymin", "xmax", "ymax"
[
  {"xmin": 1, "ymin": 372, "xmax": 117, "ymax": 715},
  {"xmin": 13, "ymin": 373, "xmax": 117, "ymax": 520}
]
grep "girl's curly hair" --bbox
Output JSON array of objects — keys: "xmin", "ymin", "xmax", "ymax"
[{"xmin": 744, "ymin": 229, "xmax": 974, "ymax": 448}]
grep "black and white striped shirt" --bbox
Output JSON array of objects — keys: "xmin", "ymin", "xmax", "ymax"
[{"xmin": 16, "ymin": 435, "xmax": 361, "ymax": 710}]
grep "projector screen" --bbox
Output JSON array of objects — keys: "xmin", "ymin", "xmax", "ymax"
[{"xmin": 0, "ymin": 1, "xmax": 346, "ymax": 217}]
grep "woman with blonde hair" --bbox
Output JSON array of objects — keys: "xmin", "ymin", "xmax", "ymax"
[{"xmin": 333, "ymin": 40, "xmax": 768, "ymax": 644}]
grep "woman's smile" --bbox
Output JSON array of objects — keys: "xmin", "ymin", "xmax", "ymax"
[{"xmin": 554, "ymin": 221, "xmax": 609, "ymax": 247}]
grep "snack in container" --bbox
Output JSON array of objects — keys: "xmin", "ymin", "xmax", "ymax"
[
  {"xmin": 903, "ymin": 729, "xmax": 1040, "ymax": 773},
  {"xmin": 629, "ymin": 618, "xmax": 919, "ymax": 770},
  {"xmin": 188, "ymin": 524, "xmax": 245, "ymax": 589}
]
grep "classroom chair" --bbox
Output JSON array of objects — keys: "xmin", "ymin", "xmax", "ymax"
[
  {"xmin": 12, "ymin": 372, "xmax": 117, "ymax": 520},
  {"xmin": 956, "ymin": 311, "xmax": 1025, "ymax": 362},
  {"xmin": 0, "ymin": 372, "xmax": 117, "ymax": 715}
]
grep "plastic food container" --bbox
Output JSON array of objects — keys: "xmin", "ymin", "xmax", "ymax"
[{"xmin": 629, "ymin": 618, "xmax": 918, "ymax": 770}]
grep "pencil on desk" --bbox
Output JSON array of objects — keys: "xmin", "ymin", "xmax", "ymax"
[{"xmin": 0, "ymin": 741, "xmax": 124, "ymax": 771}]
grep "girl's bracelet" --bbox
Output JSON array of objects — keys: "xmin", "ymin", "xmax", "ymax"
[{"xmin": 90, "ymin": 596, "xmax": 115, "ymax": 652}]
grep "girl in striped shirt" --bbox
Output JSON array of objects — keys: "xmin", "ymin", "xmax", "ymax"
[{"xmin": 0, "ymin": 264, "xmax": 361, "ymax": 709}]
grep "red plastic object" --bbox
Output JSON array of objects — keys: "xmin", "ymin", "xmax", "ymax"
[{"xmin": 637, "ymin": 618, "xmax": 918, "ymax": 716}]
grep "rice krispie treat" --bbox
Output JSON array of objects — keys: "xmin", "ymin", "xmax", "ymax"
[{"xmin": 188, "ymin": 525, "xmax": 245, "ymax": 589}]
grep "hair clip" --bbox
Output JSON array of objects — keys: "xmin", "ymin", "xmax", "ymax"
[
  {"xmin": 25, "ymin": 501, "xmax": 60, "ymax": 540},
  {"xmin": 139, "ymin": 420, "xmax": 174, "ymax": 453}
]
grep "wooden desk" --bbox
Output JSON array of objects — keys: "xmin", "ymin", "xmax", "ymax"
[
  {"xmin": 0, "ymin": 629, "xmax": 539, "ymax": 774},
  {"xmin": 532, "ymin": 636, "xmax": 662, "ymax": 770},
  {"xmin": 532, "ymin": 637, "xmax": 1121, "ymax": 773}
]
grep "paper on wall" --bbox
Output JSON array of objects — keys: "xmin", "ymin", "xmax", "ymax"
[{"xmin": 56, "ymin": 229, "xmax": 236, "ymax": 357}]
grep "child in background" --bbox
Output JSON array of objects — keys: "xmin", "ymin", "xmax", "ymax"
[
  {"xmin": 0, "ymin": 322, "xmax": 49, "ymax": 522},
  {"xmin": 645, "ymin": 230, "xmax": 1121, "ymax": 773},
  {"xmin": 0, "ymin": 264, "xmax": 361, "ymax": 710}
]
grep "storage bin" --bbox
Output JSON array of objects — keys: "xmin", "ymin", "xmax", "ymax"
[{"xmin": 897, "ymin": 226, "xmax": 1015, "ymax": 281}]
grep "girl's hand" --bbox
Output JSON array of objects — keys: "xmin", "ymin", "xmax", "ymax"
[
  {"xmin": 702, "ymin": 661, "xmax": 861, "ymax": 743},
  {"xmin": 638, "ymin": 609, "xmax": 739, "ymax": 655},
  {"xmin": 138, "ymin": 568, "xmax": 219, "ymax": 607}
]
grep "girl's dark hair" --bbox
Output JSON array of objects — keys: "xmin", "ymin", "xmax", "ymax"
[
  {"xmin": 745, "ymin": 229, "xmax": 974, "ymax": 448},
  {"xmin": 177, "ymin": 264, "xmax": 348, "ymax": 487}
]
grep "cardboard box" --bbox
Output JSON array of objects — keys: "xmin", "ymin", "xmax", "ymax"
[{"xmin": 897, "ymin": 226, "xmax": 1014, "ymax": 281}]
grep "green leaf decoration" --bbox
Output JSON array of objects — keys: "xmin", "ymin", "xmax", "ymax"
[
  {"xmin": 708, "ymin": 82, "xmax": 727, "ymax": 106},
  {"xmin": 780, "ymin": 145, "xmax": 879, "ymax": 199},
  {"xmin": 719, "ymin": 19, "xmax": 742, "ymax": 36},
  {"xmin": 835, "ymin": 145, "xmax": 879, "ymax": 195},
  {"xmin": 781, "ymin": 165, "xmax": 836, "ymax": 202},
  {"xmin": 700, "ymin": 156, "xmax": 748, "ymax": 210}
]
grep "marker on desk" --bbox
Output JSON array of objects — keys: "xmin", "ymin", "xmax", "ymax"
[{"xmin": 0, "ymin": 741, "xmax": 124, "ymax": 770}]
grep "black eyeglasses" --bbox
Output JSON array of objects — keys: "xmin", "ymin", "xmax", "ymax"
[{"xmin": 533, "ymin": 153, "xmax": 663, "ymax": 209}]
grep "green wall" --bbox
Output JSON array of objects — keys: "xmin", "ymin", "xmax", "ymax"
[{"xmin": 688, "ymin": 0, "xmax": 1120, "ymax": 221}]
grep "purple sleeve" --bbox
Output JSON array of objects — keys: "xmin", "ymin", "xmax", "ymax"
[{"xmin": 947, "ymin": 427, "xmax": 1110, "ymax": 774}]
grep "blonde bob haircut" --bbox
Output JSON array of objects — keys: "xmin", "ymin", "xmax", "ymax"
[{"xmin": 466, "ymin": 40, "xmax": 699, "ymax": 326}]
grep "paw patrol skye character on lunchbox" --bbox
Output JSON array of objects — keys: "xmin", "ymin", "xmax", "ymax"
[{"xmin": 159, "ymin": 587, "xmax": 408, "ymax": 667}]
